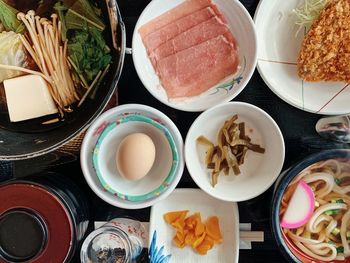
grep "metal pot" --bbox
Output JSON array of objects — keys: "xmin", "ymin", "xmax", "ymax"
[{"xmin": 0, "ymin": 1, "xmax": 126, "ymax": 160}]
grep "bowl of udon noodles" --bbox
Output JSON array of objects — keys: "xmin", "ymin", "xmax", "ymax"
[
  {"xmin": 271, "ymin": 149, "xmax": 350, "ymax": 263},
  {"xmin": 0, "ymin": 0, "xmax": 125, "ymax": 160}
]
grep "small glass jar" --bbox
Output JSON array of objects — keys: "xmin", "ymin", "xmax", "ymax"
[{"xmin": 81, "ymin": 218, "xmax": 146, "ymax": 263}]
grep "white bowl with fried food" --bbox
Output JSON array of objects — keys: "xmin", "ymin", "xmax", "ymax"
[
  {"xmin": 184, "ymin": 102, "xmax": 285, "ymax": 202},
  {"xmin": 254, "ymin": 0, "xmax": 350, "ymax": 115}
]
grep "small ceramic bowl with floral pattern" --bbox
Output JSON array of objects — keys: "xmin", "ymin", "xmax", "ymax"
[{"xmin": 80, "ymin": 104, "xmax": 184, "ymax": 209}]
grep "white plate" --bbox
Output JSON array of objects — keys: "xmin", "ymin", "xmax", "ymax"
[
  {"xmin": 185, "ymin": 102, "xmax": 285, "ymax": 202},
  {"xmin": 149, "ymin": 188, "xmax": 239, "ymax": 263},
  {"xmin": 254, "ymin": 0, "xmax": 350, "ymax": 115},
  {"xmin": 132, "ymin": 0, "xmax": 257, "ymax": 112}
]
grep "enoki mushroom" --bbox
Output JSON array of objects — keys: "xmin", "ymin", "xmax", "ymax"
[{"xmin": 17, "ymin": 10, "xmax": 79, "ymax": 112}]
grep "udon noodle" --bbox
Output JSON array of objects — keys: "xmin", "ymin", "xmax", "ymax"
[{"xmin": 281, "ymin": 159, "xmax": 350, "ymax": 262}]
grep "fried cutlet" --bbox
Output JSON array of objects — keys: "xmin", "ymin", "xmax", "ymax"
[{"xmin": 297, "ymin": 0, "xmax": 350, "ymax": 83}]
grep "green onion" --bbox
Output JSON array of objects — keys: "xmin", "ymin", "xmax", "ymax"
[
  {"xmin": 331, "ymin": 199, "xmax": 344, "ymax": 204},
  {"xmin": 331, "ymin": 227, "xmax": 340, "ymax": 236},
  {"xmin": 347, "ymin": 231, "xmax": 350, "ymax": 240},
  {"xmin": 325, "ymin": 209, "xmax": 340, "ymax": 216},
  {"xmin": 335, "ymin": 178, "xmax": 341, "ymax": 185},
  {"xmin": 337, "ymin": 246, "xmax": 344, "ymax": 254}
]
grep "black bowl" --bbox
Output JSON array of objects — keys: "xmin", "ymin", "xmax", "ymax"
[
  {"xmin": 271, "ymin": 149, "xmax": 350, "ymax": 262},
  {"xmin": 0, "ymin": 1, "xmax": 126, "ymax": 160}
]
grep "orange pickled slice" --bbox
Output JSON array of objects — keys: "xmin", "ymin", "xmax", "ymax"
[
  {"xmin": 173, "ymin": 235, "xmax": 185, "ymax": 248},
  {"xmin": 205, "ymin": 216, "xmax": 222, "ymax": 243},
  {"xmin": 184, "ymin": 230, "xmax": 196, "ymax": 246},
  {"xmin": 195, "ymin": 236, "xmax": 215, "ymax": 255},
  {"xmin": 164, "ymin": 210, "xmax": 188, "ymax": 224},
  {"xmin": 164, "ymin": 211, "xmax": 223, "ymax": 255},
  {"xmin": 192, "ymin": 232, "xmax": 206, "ymax": 248}
]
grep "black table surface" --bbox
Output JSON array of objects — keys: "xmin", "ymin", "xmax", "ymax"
[{"xmin": 4, "ymin": 0, "xmax": 350, "ymax": 262}]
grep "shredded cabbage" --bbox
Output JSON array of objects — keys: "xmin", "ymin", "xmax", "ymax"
[
  {"xmin": 0, "ymin": 31, "xmax": 27, "ymax": 83},
  {"xmin": 293, "ymin": 0, "xmax": 328, "ymax": 32}
]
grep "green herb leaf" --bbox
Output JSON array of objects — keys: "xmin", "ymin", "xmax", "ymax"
[
  {"xmin": 0, "ymin": 0, "xmax": 24, "ymax": 33},
  {"xmin": 64, "ymin": 0, "xmax": 105, "ymax": 31},
  {"xmin": 68, "ymin": 28, "xmax": 111, "ymax": 84}
]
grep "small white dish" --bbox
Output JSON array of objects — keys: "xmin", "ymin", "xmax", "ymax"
[
  {"xmin": 132, "ymin": 0, "xmax": 257, "ymax": 112},
  {"xmin": 185, "ymin": 102, "xmax": 285, "ymax": 202},
  {"xmin": 149, "ymin": 188, "xmax": 239, "ymax": 263},
  {"xmin": 254, "ymin": 0, "xmax": 350, "ymax": 115},
  {"xmin": 80, "ymin": 104, "xmax": 185, "ymax": 209},
  {"xmin": 92, "ymin": 115, "xmax": 179, "ymax": 202}
]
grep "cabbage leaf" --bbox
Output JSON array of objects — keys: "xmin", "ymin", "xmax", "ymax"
[{"xmin": 0, "ymin": 31, "xmax": 27, "ymax": 82}]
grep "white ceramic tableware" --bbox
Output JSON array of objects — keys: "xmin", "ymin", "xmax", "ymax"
[
  {"xmin": 149, "ymin": 188, "xmax": 239, "ymax": 263},
  {"xmin": 254, "ymin": 0, "xmax": 350, "ymax": 115},
  {"xmin": 132, "ymin": 0, "xmax": 257, "ymax": 112},
  {"xmin": 185, "ymin": 102, "xmax": 285, "ymax": 202},
  {"xmin": 91, "ymin": 114, "xmax": 179, "ymax": 202},
  {"xmin": 80, "ymin": 104, "xmax": 185, "ymax": 209}
]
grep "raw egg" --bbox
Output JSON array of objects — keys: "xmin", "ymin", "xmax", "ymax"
[{"xmin": 116, "ymin": 133, "xmax": 156, "ymax": 181}]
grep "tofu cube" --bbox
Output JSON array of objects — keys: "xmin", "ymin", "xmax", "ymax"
[{"xmin": 4, "ymin": 75, "xmax": 58, "ymax": 122}]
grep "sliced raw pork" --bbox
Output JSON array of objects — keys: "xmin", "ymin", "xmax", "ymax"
[
  {"xmin": 157, "ymin": 35, "xmax": 239, "ymax": 99},
  {"xmin": 138, "ymin": 0, "xmax": 212, "ymax": 38},
  {"xmin": 150, "ymin": 16, "xmax": 233, "ymax": 66},
  {"xmin": 142, "ymin": 7, "xmax": 216, "ymax": 53}
]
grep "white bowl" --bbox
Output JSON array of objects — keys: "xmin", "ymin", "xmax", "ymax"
[
  {"xmin": 132, "ymin": 0, "xmax": 257, "ymax": 112},
  {"xmin": 91, "ymin": 114, "xmax": 179, "ymax": 202},
  {"xmin": 80, "ymin": 104, "xmax": 185, "ymax": 209},
  {"xmin": 185, "ymin": 102, "xmax": 285, "ymax": 202}
]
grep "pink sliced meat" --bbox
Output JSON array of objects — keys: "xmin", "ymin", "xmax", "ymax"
[
  {"xmin": 150, "ymin": 16, "xmax": 232, "ymax": 66},
  {"xmin": 157, "ymin": 35, "xmax": 239, "ymax": 99},
  {"xmin": 142, "ymin": 7, "xmax": 216, "ymax": 53},
  {"xmin": 138, "ymin": 0, "xmax": 213, "ymax": 38},
  {"xmin": 209, "ymin": 3, "xmax": 228, "ymax": 24}
]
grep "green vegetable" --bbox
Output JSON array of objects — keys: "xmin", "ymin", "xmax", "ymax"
[
  {"xmin": 64, "ymin": 0, "xmax": 104, "ymax": 31},
  {"xmin": 68, "ymin": 27, "xmax": 111, "ymax": 84},
  {"xmin": 0, "ymin": 0, "xmax": 24, "ymax": 33},
  {"xmin": 347, "ymin": 231, "xmax": 350, "ymax": 240},
  {"xmin": 328, "ymin": 242, "xmax": 344, "ymax": 254},
  {"xmin": 331, "ymin": 199, "xmax": 345, "ymax": 204},
  {"xmin": 337, "ymin": 246, "xmax": 344, "ymax": 254},
  {"xmin": 292, "ymin": 0, "xmax": 328, "ymax": 31},
  {"xmin": 325, "ymin": 209, "xmax": 340, "ymax": 216},
  {"xmin": 331, "ymin": 227, "xmax": 340, "ymax": 236},
  {"xmin": 335, "ymin": 178, "xmax": 341, "ymax": 186},
  {"xmin": 0, "ymin": 31, "xmax": 27, "ymax": 82},
  {"xmin": 54, "ymin": 1, "xmax": 68, "ymax": 41}
]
